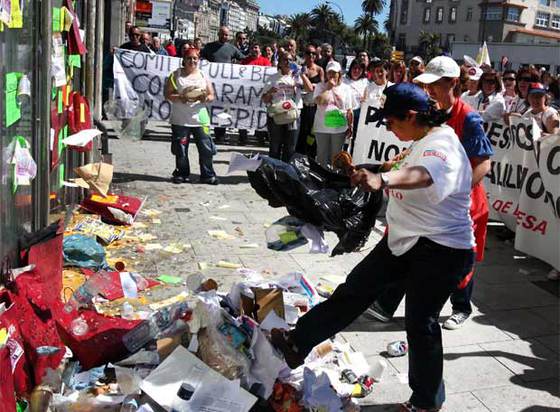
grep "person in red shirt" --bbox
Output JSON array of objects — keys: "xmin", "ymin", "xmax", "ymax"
[
  {"xmin": 241, "ymin": 43, "xmax": 271, "ymax": 66},
  {"xmin": 165, "ymin": 40, "xmax": 177, "ymax": 57}
]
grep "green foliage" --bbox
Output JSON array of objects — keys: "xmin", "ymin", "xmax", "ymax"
[{"xmin": 418, "ymin": 31, "xmax": 442, "ymax": 61}]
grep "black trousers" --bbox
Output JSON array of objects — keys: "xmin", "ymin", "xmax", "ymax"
[
  {"xmin": 296, "ymin": 105, "xmax": 317, "ymax": 157},
  {"xmin": 377, "ymin": 272, "xmax": 474, "ymax": 316},
  {"xmin": 292, "ymin": 235, "xmax": 474, "ymax": 409}
]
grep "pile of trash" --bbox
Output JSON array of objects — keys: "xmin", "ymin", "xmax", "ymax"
[
  {"xmin": 0, "ymin": 174, "xmax": 387, "ymax": 412},
  {"xmin": 246, "ymin": 154, "xmax": 383, "ymax": 257}
]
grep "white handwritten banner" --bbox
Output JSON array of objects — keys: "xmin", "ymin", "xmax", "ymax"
[
  {"xmin": 352, "ymin": 99, "xmax": 410, "ymax": 165},
  {"xmin": 112, "ymin": 49, "xmax": 277, "ymax": 129}
]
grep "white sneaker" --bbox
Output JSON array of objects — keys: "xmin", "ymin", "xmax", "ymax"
[
  {"xmin": 547, "ymin": 269, "xmax": 559, "ymax": 281},
  {"xmin": 443, "ymin": 311, "xmax": 470, "ymax": 330}
]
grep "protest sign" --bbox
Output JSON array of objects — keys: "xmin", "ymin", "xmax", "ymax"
[
  {"xmin": 351, "ymin": 99, "xmax": 409, "ymax": 165},
  {"xmin": 112, "ymin": 49, "xmax": 277, "ymax": 130},
  {"xmin": 484, "ymin": 117, "xmax": 559, "ymax": 269}
]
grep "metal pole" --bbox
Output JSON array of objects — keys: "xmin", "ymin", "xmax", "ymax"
[
  {"xmin": 94, "ymin": 0, "xmax": 104, "ymax": 122},
  {"xmin": 85, "ymin": 0, "xmax": 96, "ymax": 164},
  {"xmin": 32, "ymin": 0, "xmax": 52, "ymax": 230}
]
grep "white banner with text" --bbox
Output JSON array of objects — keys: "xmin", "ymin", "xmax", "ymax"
[{"xmin": 112, "ymin": 49, "xmax": 277, "ymax": 130}]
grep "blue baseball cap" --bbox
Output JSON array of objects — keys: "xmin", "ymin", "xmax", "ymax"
[{"xmin": 369, "ymin": 83, "xmax": 431, "ymax": 123}]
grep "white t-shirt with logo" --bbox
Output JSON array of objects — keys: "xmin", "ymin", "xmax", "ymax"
[
  {"xmin": 386, "ymin": 126, "xmax": 475, "ymax": 256},
  {"xmin": 262, "ymin": 72, "xmax": 303, "ymax": 114},
  {"xmin": 364, "ymin": 81, "xmax": 393, "ymax": 107}
]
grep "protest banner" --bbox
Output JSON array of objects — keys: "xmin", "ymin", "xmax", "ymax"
[
  {"xmin": 484, "ymin": 117, "xmax": 559, "ymax": 270},
  {"xmin": 351, "ymin": 98, "xmax": 410, "ymax": 165},
  {"xmin": 112, "ymin": 49, "xmax": 277, "ymax": 130}
]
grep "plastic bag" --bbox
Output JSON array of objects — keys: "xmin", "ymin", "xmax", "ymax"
[
  {"xmin": 103, "ymin": 99, "xmax": 147, "ymax": 141},
  {"xmin": 196, "ymin": 305, "xmax": 251, "ymax": 381},
  {"xmin": 63, "ymin": 234, "xmax": 107, "ymax": 269},
  {"xmin": 266, "ymin": 216, "xmax": 308, "ymax": 251},
  {"xmin": 248, "ymin": 154, "xmax": 383, "ymax": 256}
]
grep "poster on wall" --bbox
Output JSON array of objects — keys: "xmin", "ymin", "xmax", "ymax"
[{"xmin": 135, "ymin": 0, "xmax": 171, "ymax": 30}]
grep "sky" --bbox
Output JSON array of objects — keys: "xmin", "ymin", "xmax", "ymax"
[{"xmin": 258, "ymin": 0, "xmax": 389, "ymax": 27}]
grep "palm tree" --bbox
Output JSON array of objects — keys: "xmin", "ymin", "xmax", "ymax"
[
  {"xmin": 354, "ymin": 13, "xmax": 378, "ymax": 49},
  {"xmin": 286, "ymin": 12, "xmax": 312, "ymax": 44},
  {"xmin": 362, "ymin": 0, "xmax": 385, "ymax": 17},
  {"xmin": 418, "ymin": 31, "xmax": 442, "ymax": 61},
  {"xmin": 311, "ymin": 3, "xmax": 339, "ymax": 35}
]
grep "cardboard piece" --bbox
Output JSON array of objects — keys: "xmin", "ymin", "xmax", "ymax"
[
  {"xmin": 71, "ymin": 162, "xmax": 113, "ymax": 196},
  {"xmin": 241, "ymin": 288, "xmax": 285, "ymax": 323}
]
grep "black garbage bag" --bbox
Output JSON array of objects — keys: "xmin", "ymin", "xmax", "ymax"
[{"xmin": 248, "ymin": 154, "xmax": 383, "ymax": 256}]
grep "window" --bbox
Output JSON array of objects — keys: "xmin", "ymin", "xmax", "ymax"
[
  {"xmin": 466, "ymin": 7, "xmax": 473, "ymax": 21},
  {"xmin": 447, "ymin": 34, "xmax": 455, "ymax": 45},
  {"xmin": 464, "ymin": 35, "xmax": 470, "ymax": 41},
  {"xmin": 551, "ymin": 14, "xmax": 560, "ymax": 29},
  {"xmin": 540, "ymin": 0, "xmax": 551, "ymax": 6},
  {"xmin": 506, "ymin": 7, "xmax": 520, "ymax": 22},
  {"xmin": 426, "ymin": 0, "xmax": 432, "ymax": 3},
  {"xmin": 436, "ymin": 7, "xmax": 444, "ymax": 22},
  {"xmin": 423, "ymin": 8, "xmax": 431, "ymax": 23},
  {"xmin": 484, "ymin": 6, "xmax": 502, "ymax": 21},
  {"xmin": 400, "ymin": 0, "xmax": 409, "ymax": 24},
  {"xmin": 398, "ymin": 33, "xmax": 406, "ymax": 50},
  {"xmin": 535, "ymin": 11, "xmax": 550, "ymax": 27},
  {"xmin": 449, "ymin": 7, "xmax": 457, "ymax": 23}
]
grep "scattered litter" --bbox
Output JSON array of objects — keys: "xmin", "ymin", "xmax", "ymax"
[
  {"xmin": 163, "ymin": 243, "xmax": 185, "ymax": 254},
  {"xmin": 209, "ymin": 215, "xmax": 227, "ymax": 221},
  {"xmin": 151, "ymin": 218, "xmax": 161, "ymax": 224},
  {"xmin": 216, "ymin": 260, "xmax": 242, "ymax": 269},
  {"xmin": 138, "ymin": 233, "xmax": 158, "ymax": 242},
  {"xmin": 217, "ymin": 204, "xmax": 230, "ymax": 209},
  {"xmin": 387, "ymin": 340, "xmax": 408, "ymax": 357},
  {"xmin": 144, "ymin": 243, "xmax": 163, "ymax": 251},
  {"xmin": 208, "ymin": 229, "xmax": 236, "ymax": 240},
  {"xmin": 239, "ymin": 243, "xmax": 259, "ymax": 249},
  {"xmin": 157, "ymin": 275, "xmax": 183, "ymax": 285},
  {"xmin": 198, "ymin": 262, "xmax": 208, "ymax": 270},
  {"xmin": 142, "ymin": 209, "xmax": 162, "ymax": 217}
]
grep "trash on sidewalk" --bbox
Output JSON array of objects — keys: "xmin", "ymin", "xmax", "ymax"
[
  {"xmin": 247, "ymin": 154, "xmax": 383, "ymax": 256},
  {"xmin": 80, "ymin": 193, "xmax": 145, "ymax": 225},
  {"xmin": 70, "ymin": 162, "xmax": 113, "ymax": 197}
]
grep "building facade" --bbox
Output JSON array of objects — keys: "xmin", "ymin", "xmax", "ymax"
[
  {"xmin": 257, "ymin": 13, "xmax": 288, "ymax": 36},
  {"xmin": 389, "ymin": 0, "xmax": 560, "ymax": 53},
  {"xmin": 173, "ymin": 0, "xmax": 258, "ymax": 42}
]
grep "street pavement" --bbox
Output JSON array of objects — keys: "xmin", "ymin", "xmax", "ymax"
[{"xmin": 107, "ymin": 121, "xmax": 559, "ymax": 412}]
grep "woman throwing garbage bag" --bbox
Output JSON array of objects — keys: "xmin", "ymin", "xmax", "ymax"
[{"xmin": 272, "ymin": 83, "xmax": 475, "ymax": 412}]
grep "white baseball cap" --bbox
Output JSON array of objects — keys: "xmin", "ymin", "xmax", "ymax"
[
  {"xmin": 467, "ymin": 66, "xmax": 483, "ymax": 81},
  {"xmin": 411, "ymin": 56, "xmax": 424, "ymax": 65},
  {"xmin": 326, "ymin": 60, "xmax": 342, "ymax": 73},
  {"xmin": 414, "ymin": 56, "xmax": 460, "ymax": 84}
]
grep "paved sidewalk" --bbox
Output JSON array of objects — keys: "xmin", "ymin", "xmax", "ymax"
[{"xmin": 108, "ymin": 122, "xmax": 559, "ymax": 412}]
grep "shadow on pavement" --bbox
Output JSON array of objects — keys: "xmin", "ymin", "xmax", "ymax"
[{"xmin": 113, "ymin": 172, "xmax": 170, "ymax": 183}]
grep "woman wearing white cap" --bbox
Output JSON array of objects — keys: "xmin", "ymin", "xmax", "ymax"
[
  {"xmin": 313, "ymin": 60, "xmax": 354, "ymax": 167},
  {"xmin": 460, "ymin": 66, "xmax": 482, "ymax": 108},
  {"xmin": 524, "ymin": 82, "xmax": 560, "ymax": 135}
]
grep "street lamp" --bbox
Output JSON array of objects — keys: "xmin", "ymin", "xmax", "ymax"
[
  {"xmin": 326, "ymin": 1, "xmax": 345, "ymax": 22},
  {"xmin": 325, "ymin": 1, "xmax": 348, "ymax": 54}
]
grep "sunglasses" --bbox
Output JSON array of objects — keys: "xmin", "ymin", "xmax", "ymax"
[
  {"xmin": 184, "ymin": 57, "xmax": 199, "ymax": 61},
  {"xmin": 131, "ymin": 33, "xmax": 141, "ymax": 37},
  {"xmin": 518, "ymin": 77, "xmax": 532, "ymax": 82},
  {"xmin": 503, "ymin": 77, "xmax": 515, "ymax": 81},
  {"xmin": 305, "ymin": 51, "xmax": 317, "ymax": 56},
  {"xmin": 482, "ymin": 78, "xmax": 497, "ymax": 83},
  {"xmin": 410, "ymin": 61, "xmax": 420, "ymax": 66}
]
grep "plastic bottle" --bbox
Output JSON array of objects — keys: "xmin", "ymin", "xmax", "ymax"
[
  {"xmin": 122, "ymin": 302, "xmax": 135, "ymax": 320},
  {"xmin": 64, "ymin": 271, "xmax": 112, "ymax": 313},
  {"xmin": 120, "ymin": 395, "xmax": 139, "ymax": 411},
  {"xmin": 70, "ymin": 316, "xmax": 89, "ymax": 336}
]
